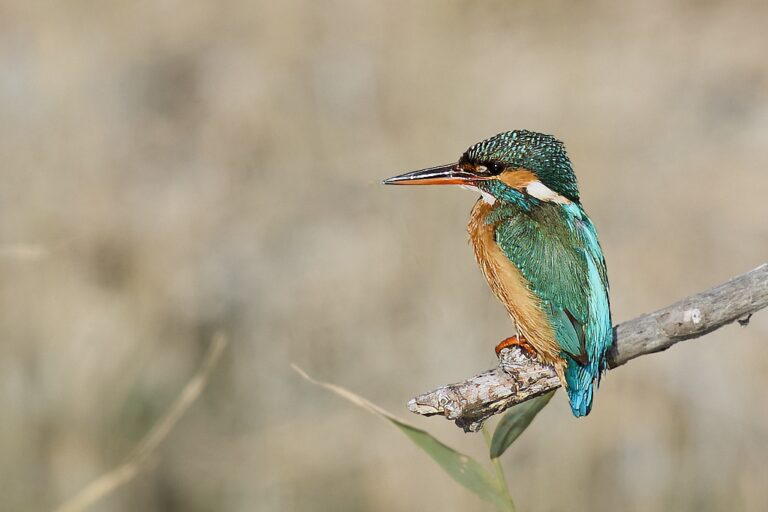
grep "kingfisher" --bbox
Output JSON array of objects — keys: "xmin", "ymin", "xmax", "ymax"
[{"xmin": 384, "ymin": 130, "xmax": 612, "ymax": 417}]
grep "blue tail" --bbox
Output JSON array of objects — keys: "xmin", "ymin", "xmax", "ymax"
[{"xmin": 564, "ymin": 355, "xmax": 598, "ymax": 417}]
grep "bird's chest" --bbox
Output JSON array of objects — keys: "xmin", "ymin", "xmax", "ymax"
[
  {"xmin": 467, "ymin": 200, "xmax": 526, "ymax": 311},
  {"xmin": 467, "ymin": 199, "xmax": 560, "ymax": 361}
]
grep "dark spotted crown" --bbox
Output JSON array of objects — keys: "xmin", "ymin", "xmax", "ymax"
[{"xmin": 461, "ymin": 130, "xmax": 579, "ymax": 202}]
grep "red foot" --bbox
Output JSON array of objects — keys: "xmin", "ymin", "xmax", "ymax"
[{"xmin": 495, "ymin": 335, "xmax": 536, "ymax": 356}]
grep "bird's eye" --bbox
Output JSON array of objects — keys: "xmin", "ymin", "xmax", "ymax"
[{"xmin": 489, "ymin": 162, "xmax": 504, "ymax": 174}]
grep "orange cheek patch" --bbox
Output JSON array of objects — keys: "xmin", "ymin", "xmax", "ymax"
[{"xmin": 498, "ymin": 169, "xmax": 538, "ymax": 190}]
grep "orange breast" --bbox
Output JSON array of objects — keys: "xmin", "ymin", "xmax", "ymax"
[{"xmin": 467, "ymin": 199, "xmax": 562, "ymax": 365}]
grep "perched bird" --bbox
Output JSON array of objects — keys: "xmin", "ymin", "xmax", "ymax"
[{"xmin": 384, "ymin": 130, "xmax": 612, "ymax": 417}]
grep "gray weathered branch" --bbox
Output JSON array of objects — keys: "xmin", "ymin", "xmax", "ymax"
[{"xmin": 408, "ymin": 263, "xmax": 768, "ymax": 432}]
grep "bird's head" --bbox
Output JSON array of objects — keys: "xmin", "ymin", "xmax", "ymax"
[{"xmin": 384, "ymin": 130, "xmax": 579, "ymax": 205}]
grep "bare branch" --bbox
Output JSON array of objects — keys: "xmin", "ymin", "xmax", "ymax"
[{"xmin": 408, "ymin": 264, "xmax": 768, "ymax": 432}]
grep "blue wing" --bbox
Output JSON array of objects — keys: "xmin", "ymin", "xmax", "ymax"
[{"xmin": 494, "ymin": 202, "xmax": 612, "ymax": 416}]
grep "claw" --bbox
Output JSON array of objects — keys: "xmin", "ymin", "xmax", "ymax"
[{"xmin": 494, "ymin": 335, "xmax": 536, "ymax": 356}]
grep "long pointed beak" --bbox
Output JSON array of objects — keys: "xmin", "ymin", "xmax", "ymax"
[{"xmin": 383, "ymin": 163, "xmax": 489, "ymax": 186}]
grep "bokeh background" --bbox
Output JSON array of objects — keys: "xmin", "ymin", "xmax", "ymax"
[{"xmin": 1, "ymin": 1, "xmax": 767, "ymax": 511}]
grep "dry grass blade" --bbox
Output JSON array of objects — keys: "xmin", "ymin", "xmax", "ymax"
[
  {"xmin": 0, "ymin": 244, "xmax": 48, "ymax": 261},
  {"xmin": 53, "ymin": 334, "xmax": 228, "ymax": 512},
  {"xmin": 292, "ymin": 364, "xmax": 400, "ymax": 421}
]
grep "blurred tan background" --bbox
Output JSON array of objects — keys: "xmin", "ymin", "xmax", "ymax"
[{"xmin": 1, "ymin": 1, "xmax": 767, "ymax": 511}]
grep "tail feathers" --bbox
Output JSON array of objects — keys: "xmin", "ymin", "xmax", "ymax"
[{"xmin": 564, "ymin": 356, "xmax": 597, "ymax": 417}]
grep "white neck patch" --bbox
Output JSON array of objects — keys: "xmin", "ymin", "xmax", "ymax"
[
  {"xmin": 460, "ymin": 185, "xmax": 496, "ymax": 205},
  {"xmin": 526, "ymin": 181, "xmax": 571, "ymax": 204}
]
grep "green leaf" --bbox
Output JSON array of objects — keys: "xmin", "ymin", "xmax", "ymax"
[
  {"xmin": 390, "ymin": 418, "xmax": 510, "ymax": 509},
  {"xmin": 490, "ymin": 391, "xmax": 555, "ymax": 458},
  {"xmin": 293, "ymin": 365, "xmax": 510, "ymax": 509}
]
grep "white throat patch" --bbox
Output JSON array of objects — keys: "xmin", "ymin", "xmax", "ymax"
[{"xmin": 460, "ymin": 185, "xmax": 496, "ymax": 205}]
